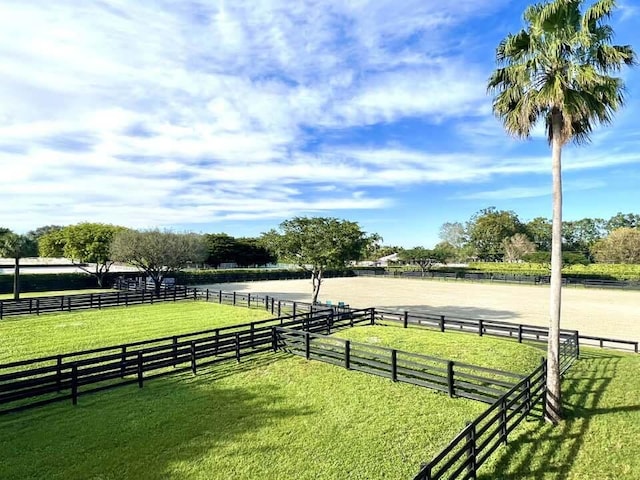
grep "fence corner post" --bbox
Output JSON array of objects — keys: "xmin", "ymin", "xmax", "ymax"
[
  {"xmin": 391, "ymin": 349, "xmax": 398, "ymax": 382},
  {"xmin": 465, "ymin": 422, "xmax": 477, "ymax": 479},
  {"xmin": 403, "ymin": 310, "xmax": 408, "ymax": 328},
  {"xmin": 271, "ymin": 327, "xmax": 278, "ymax": 352}
]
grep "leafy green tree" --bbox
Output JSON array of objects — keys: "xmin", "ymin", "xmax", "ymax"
[
  {"xmin": 111, "ymin": 229, "xmax": 208, "ymax": 294},
  {"xmin": 204, "ymin": 233, "xmax": 240, "ymax": 267},
  {"xmin": 593, "ymin": 228, "xmax": 640, "ymax": 263},
  {"xmin": 563, "ymin": 218, "xmax": 606, "ymax": 257},
  {"xmin": 606, "ymin": 212, "xmax": 640, "ymax": 232},
  {"xmin": 39, "ymin": 223, "xmax": 125, "ymax": 287},
  {"xmin": 526, "ymin": 217, "xmax": 553, "ymax": 251},
  {"xmin": 467, "ymin": 208, "xmax": 525, "ymax": 261},
  {"xmin": 234, "ymin": 238, "xmax": 275, "ymax": 267},
  {"xmin": 488, "ymin": 0, "xmax": 635, "ymax": 423},
  {"xmin": 26, "ymin": 225, "xmax": 64, "ymax": 244},
  {"xmin": 262, "ymin": 217, "xmax": 377, "ymax": 303},
  {"xmin": 0, "ymin": 233, "xmax": 37, "ymax": 300},
  {"xmin": 398, "ymin": 247, "xmax": 446, "ymax": 276}
]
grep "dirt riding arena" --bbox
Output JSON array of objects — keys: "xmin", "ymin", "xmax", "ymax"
[{"xmin": 200, "ymin": 277, "xmax": 640, "ymax": 344}]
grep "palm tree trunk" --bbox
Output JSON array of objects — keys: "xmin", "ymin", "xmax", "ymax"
[
  {"xmin": 13, "ymin": 257, "xmax": 20, "ymax": 301},
  {"xmin": 546, "ymin": 114, "xmax": 563, "ymax": 424}
]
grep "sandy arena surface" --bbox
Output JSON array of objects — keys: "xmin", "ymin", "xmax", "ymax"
[{"xmin": 199, "ymin": 277, "xmax": 640, "ymax": 343}]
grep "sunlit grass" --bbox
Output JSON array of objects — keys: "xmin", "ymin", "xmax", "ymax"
[{"xmin": 0, "ymin": 302, "xmax": 272, "ymax": 362}]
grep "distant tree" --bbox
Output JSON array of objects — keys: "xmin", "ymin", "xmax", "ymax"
[
  {"xmin": 488, "ymin": 0, "xmax": 635, "ymax": 423},
  {"xmin": 204, "ymin": 233, "xmax": 240, "ymax": 267},
  {"xmin": 593, "ymin": 228, "xmax": 640, "ymax": 264},
  {"xmin": 606, "ymin": 212, "xmax": 640, "ymax": 232},
  {"xmin": 0, "ymin": 228, "xmax": 13, "ymax": 239},
  {"xmin": 26, "ymin": 225, "xmax": 64, "ymax": 244},
  {"xmin": 398, "ymin": 247, "xmax": 446, "ymax": 276},
  {"xmin": 261, "ymin": 217, "xmax": 377, "ymax": 303},
  {"xmin": 502, "ymin": 233, "xmax": 537, "ymax": 263},
  {"xmin": 525, "ymin": 217, "xmax": 552, "ymax": 251},
  {"xmin": 562, "ymin": 218, "xmax": 606, "ymax": 257},
  {"xmin": 39, "ymin": 223, "xmax": 125, "ymax": 288},
  {"xmin": 467, "ymin": 208, "xmax": 525, "ymax": 261},
  {"xmin": 0, "ymin": 233, "xmax": 37, "ymax": 300},
  {"xmin": 432, "ymin": 241, "xmax": 458, "ymax": 263},
  {"xmin": 439, "ymin": 222, "xmax": 468, "ymax": 250},
  {"xmin": 523, "ymin": 251, "xmax": 589, "ymax": 266},
  {"xmin": 234, "ymin": 238, "xmax": 275, "ymax": 267},
  {"xmin": 111, "ymin": 229, "xmax": 208, "ymax": 294}
]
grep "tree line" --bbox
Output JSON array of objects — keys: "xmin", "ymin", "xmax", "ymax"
[{"xmin": 0, "ymin": 218, "xmax": 378, "ymax": 303}]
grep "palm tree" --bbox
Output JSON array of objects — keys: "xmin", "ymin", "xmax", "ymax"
[
  {"xmin": 488, "ymin": 0, "xmax": 635, "ymax": 424},
  {"xmin": 0, "ymin": 233, "xmax": 37, "ymax": 300}
]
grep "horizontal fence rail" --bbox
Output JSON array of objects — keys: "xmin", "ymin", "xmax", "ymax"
[
  {"xmin": 0, "ymin": 307, "xmax": 368, "ymax": 414},
  {"xmin": 274, "ymin": 327, "xmax": 526, "ymax": 406}
]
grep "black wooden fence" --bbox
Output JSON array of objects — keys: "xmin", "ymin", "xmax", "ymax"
[
  {"xmin": 0, "ymin": 288, "xmax": 193, "ymax": 319},
  {"xmin": 274, "ymin": 327, "xmax": 526, "ymax": 405},
  {"xmin": 373, "ymin": 309, "xmax": 637, "ymax": 354},
  {"xmin": 413, "ymin": 361, "xmax": 547, "ymax": 480},
  {"xmin": 0, "ymin": 307, "xmax": 369, "ymax": 415}
]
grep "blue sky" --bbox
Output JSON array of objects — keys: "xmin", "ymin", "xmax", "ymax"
[{"xmin": 1, "ymin": 1, "xmax": 638, "ymax": 247}]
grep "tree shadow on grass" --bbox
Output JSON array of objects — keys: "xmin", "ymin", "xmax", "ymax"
[
  {"xmin": 479, "ymin": 351, "xmax": 623, "ymax": 479},
  {"xmin": 0, "ymin": 354, "xmax": 311, "ymax": 480}
]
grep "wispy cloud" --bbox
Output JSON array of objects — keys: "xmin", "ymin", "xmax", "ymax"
[{"xmin": 456, "ymin": 179, "xmax": 608, "ymax": 200}]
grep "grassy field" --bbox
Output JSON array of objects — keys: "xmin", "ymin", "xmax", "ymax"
[
  {"xmin": 0, "ymin": 351, "xmax": 489, "ymax": 480},
  {"xmin": 0, "ymin": 301, "xmax": 272, "ymax": 363},
  {"xmin": 481, "ymin": 348, "xmax": 640, "ymax": 479},
  {"xmin": 333, "ymin": 325, "xmax": 544, "ymax": 374}
]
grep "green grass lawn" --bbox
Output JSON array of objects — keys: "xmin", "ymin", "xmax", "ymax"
[
  {"xmin": 481, "ymin": 348, "xmax": 640, "ymax": 479},
  {"xmin": 0, "ymin": 302, "xmax": 272, "ymax": 362},
  {"xmin": 0, "ymin": 352, "xmax": 488, "ymax": 480},
  {"xmin": 0, "ymin": 289, "xmax": 107, "ymax": 300},
  {"xmin": 332, "ymin": 325, "xmax": 545, "ymax": 374}
]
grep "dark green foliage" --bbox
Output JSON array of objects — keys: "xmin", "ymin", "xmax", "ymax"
[{"xmin": 467, "ymin": 208, "xmax": 526, "ymax": 261}]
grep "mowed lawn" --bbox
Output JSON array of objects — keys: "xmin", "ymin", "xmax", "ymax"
[
  {"xmin": 332, "ymin": 325, "xmax": 545, "ymax": 374},
  {"xmin": 0, "ymin": 301, "xmax": 273, "ymax": 362},
  {"xmin": 481, "ymin": 348, "xmax": 640, "ymax": 480},
  {"xmin": 0, "ymin": 352, "xmax": 489, "ymax": 480}
]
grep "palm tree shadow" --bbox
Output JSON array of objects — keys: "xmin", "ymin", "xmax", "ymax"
[{"xmin": 478, "ymin": 353, "xmax": 621, "ymax": 479}]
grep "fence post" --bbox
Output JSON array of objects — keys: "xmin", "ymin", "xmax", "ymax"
[
  {"xmin": 370, "ymin": 308, "xmax": 375, "ymax": 325},
  {"xmin": 440, "ymin": 315, "xmax": 445, "ymax": 332},
  {"xmin": 525, "ymin": 376, "xmax": 531, "ymax": 413},
  {"xmin": 56, "ymin": 355, "xmax": 63, "ymax": 392},
  {"xmin": 272, "ymin": 327, "xmax": 278, "ymax": 352},
  {"xmin": 235, "ymin": 333, "xmax": 241, "ymax": 362},
  {"xmin": 233, "ymin": 291, "xmax": 236, "ymax": 305},
  {"xmin": 98, "ymin": 295, "xmax": 101, "ymax": 310},
  {"xmin": 292, "ymin": 302, "xmax": 297, "ymax": 317},
  {"xmin": 271, "ymin": 297, "xmax": 275, "ymax": 314},
  {"xmin": 121, "ymin": 346, "xmax": 127, "ymax": 377},
  {"xmin": 190, "ymin": 341, "xmax": 197, "ymax": 374},
  {"xmin": 36, "ymin": 298, "xmax": 40, "ymax": 316},
  {"xmin": 116, "ymin": 291, "xmax": 120, "ymax": 306},
  {"xmin": 345, "ymin": 340, "xmax": 351, "ymax": 370},
  {"xmin": 214, "ymin": 329, "xmax": 220, "ymax": 355},
  {"xmin": 125, "ymin": 292, "xmax": 129, "ymax": 307},
  {"xmin": 447, "ymin": 361, "xmax": 455, "ymax": 397},
  {"xmin": 137, "ymin": 351, "xmax": 144, "ymax": 388},
  {"xmin": 0, "ymin": 301, "xmax": 3, "ymax": 319},
  {"xmin": 500, "ymin": 397, "xmax": 508, "ymax": 444},
  {"xmin": 391, "ymin": 350, "xmax": 398, "ymax": 382},
  {"xmin": 465, "ymin": 422, "xmax": 477, "ymax": 479},
  {"xmin": 403, "ymin": 311, "xmax": 408, "ymax": 328},
  {"xmin": 142, "ymin": 290, "xmax": 145, "ymax": 305},
  {"xmin": 250, "ymin": 323, "xmax": 255, "ymax": 347},
  {"xmin": 67, "ymin": 296, "xmax": 71, "ymax": 311},
  {"xmin": 172, "ymin": 336, "xmax": 178, "ymax": 366},
  {"xmin": 305, "ymin": 332, "xmax": 311, "ymax": 360},
  {"xmin": 518, "ymin": 325, "xmax": 523, "ymax": 343},
  {"xmin": 219, "ymin": 290, "xmax": 223, "ymax": 304},
  {"xmin": 265, "ymin": 295, "xmax": 269, "ymax": 310},
  {"xmin": 247, "ymin": 293, "xmax": 251, "ymax": 308},
  {"xmin": 277, "ymin": 300, "xmax": 281, "ymax": 317},
  {"xmin": 206, "ymin": 289, "xmax": 210, "ymax": 302},
  {"xmin": 89, "ymin": 294, "xmax": 93, "ymax": 309},
  {"xmin": 478, "ymin": 319, "xmax": 484, "ymax": 336},
  {"xmin": 574, "ymin": 331, "xmax": 580, "ymax": 359},
  {"xmin": 71, "ymin": 363, "xmax": 78, "ymax": 406},
  {"xmin": 193, "ymin": 288, "xmax": 197, "ymax": 300}
]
